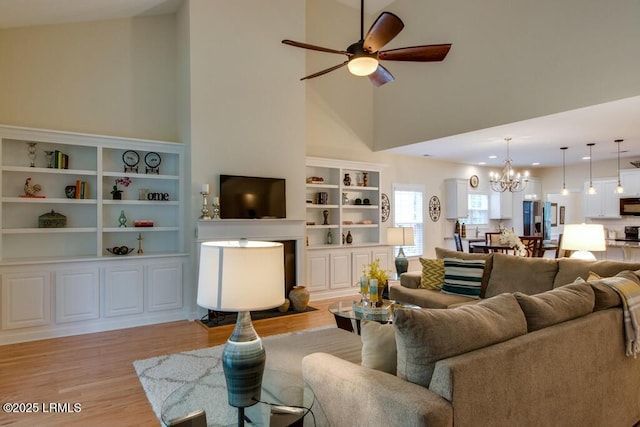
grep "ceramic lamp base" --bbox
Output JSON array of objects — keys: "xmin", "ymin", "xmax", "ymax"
[
  {"xmin": 395, "ymin": 256, "xmax": 409, "ymax": 276},
  {"xmin": 222, "ymin": 311, "xmax": 265, "ymax": 410}
]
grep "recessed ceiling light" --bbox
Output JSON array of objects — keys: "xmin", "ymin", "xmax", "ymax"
[
  {"xmin": 488, "ymin": 155, "xmax": 497, "ymax": 159},
  {"xmin": 478, "ymin": 162, "xmax": 486, "ymax": 165},
  {"xmin": 582, "ymin": 156, "xmax": 591, "ymax": 160},
  {"xmin": 532, "ymin": 162, "xmax": 540, "ymax": 166}
]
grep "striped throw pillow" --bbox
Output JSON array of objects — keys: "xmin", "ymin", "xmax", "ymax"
[
  {"xmin": 419, "ymin": 258, "xmax": 445, "ymax": 289},
  {"xmin": 441, "ymin": 258, "xmax": 486, "ymax": 299}
]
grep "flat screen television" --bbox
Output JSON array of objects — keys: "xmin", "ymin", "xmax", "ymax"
[{"xmin": 219, "ymin": 174, "xmax": 286, "ymax": 219}]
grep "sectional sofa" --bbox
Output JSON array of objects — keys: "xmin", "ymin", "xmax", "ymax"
[{"xmin": 299, "ymin": 249, "xmax": 640, "ymax": 426}]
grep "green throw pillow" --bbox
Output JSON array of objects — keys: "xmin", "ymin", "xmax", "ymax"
[
  {"xmin": 419, "ymin": 258, "xmax": 444, "ymax": 290},
  {"xmin": 440, "ymin": 258, "xmax": 485, "ymax": 299}
]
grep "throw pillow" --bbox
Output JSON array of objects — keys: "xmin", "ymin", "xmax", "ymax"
[
  {"xmin": 418, "ymin": 258, "xmax": 444, "ymax": 290},
  {"xmin": 514, "ymin": 283, "xmax": 595, "ymax": 332},
  {"xmin": 440, "ymin": 258, "xmax": 485, "ymax": 299},
  {"xmin": 394, "ymin": 294, "xmax": 528, "ymax": 388},
  {"xmin": 360, "ymin": 320, "xmax": 397, "ymax": 375},
  {"xmin": 586, "ymin": 270, "xmax": 640, "ymax": 311},
  {"xmin": 435, "ymin": 247, "xmax": 493, "ymax": 297}
]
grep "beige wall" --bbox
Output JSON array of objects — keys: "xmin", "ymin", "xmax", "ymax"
[
  {"xmin": 0, "ymin": 15, "xmax": 178, "ymax": 141},
  {"xmin": 374, "ymin": 0, "xmax": 640, "ymax": 150}
]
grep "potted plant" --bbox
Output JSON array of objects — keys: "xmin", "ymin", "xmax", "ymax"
[
  {"xmin": 111, "ymin": 176, "xmax": 131, "ymax": 200},
  {"xmin": 362, "ymin": 258, "xmax": 391, "ymax": 306}
]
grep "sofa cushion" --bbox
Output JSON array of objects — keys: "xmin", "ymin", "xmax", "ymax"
[
  {"xmin": 484, "ymin": 253, "xmax": 558, "ymax": 298},
  {"xmin": 360, "ymin": 320, "xmax": 397, "ymax": 374},
  {"xmin": 389, "ymin": 286, "xmax": 476, "ymax": 309},
  {"xmin": 418, "ymin": 258, "xmax": 444, "ymax": 290},
  {"xmin": 435, "ymin": 247, "xmax": 493, "ymax": 297},
  {"xmin": 394, "ymin": 293, "xmax": 528, "ymax": 388},
  {"xmin": 441, "ymin": 258, "xmax": 485, "ymax": 299},
  {"xmin": 553, "ymin": 258, "xmax": 640, "ymax": 288},
  {"xmin": 514, "ymin": 283, "xmax": 595, "ymax": 332}
]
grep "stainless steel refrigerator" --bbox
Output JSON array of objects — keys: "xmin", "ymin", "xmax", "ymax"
[{"xmin": 523, "ymin": 200, "xmax": 551, "ymax": 239}]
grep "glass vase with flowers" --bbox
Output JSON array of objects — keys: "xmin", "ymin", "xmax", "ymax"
[
  {"xmin": 111, "ymin": 176, "xmax": 132, "ymax": 200},
  {"xmin": 361, "ymin": 258, "xmax": 391, "ymax": 307}
]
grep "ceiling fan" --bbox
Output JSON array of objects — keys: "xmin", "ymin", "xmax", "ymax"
[{"xmin": 282, "ymin": 0, "xmax": 452, "ymax": 87}]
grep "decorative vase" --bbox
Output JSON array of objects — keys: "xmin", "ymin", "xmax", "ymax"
[
  {"xmin": 342, "ymin": 192, "xmax": 349, "ymax": 205},
  {"xmin": 322, "ymin": 209, "xmax": 329, "ymax": 225},
  {"xmin": 346, "ymin": 230, "xmax": 353, "ymax": 244},
  {"xmin": 278, "ymin": 298, "xmax": 291, "ymax": 313},
  {"xmin": 343, "ymin": 173, "xmax": 351, "ymax": 186},
  {"xmin": 112, "ymin": 190, "xmax": 122, "ymax": 200},
  {"xmin": 363, "ymin": 172, "xmax": 369, "ymax": 186},
  {"xmin": 326, "ymin": 230, "xmax": 333, "ymax": 244},
  {"xmin": 118, "ymin": 210, "xmax": 127, "ymax": 228},
  {"xmin": 289, "ymin": 286, "xmax": 310, "ymax": 311}
]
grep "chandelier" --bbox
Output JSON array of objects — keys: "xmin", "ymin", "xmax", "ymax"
[{"xmin": 489, "ymin": 137, "xmax": 529, "ymax": 193}]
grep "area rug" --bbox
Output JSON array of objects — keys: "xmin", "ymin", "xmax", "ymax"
[
  {"xmin": 133, "ymin": 325, "xmax": 351, "ymax": 424},
  {"xmin": 199, "ymin": 306, "xmax": 317, "ymax": 328}
]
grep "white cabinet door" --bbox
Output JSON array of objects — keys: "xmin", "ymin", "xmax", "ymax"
[
  {"xmin": 2, "ymin": 271, "xmax": 51, "ymax": 329},
  {"xmin": 621, "ymin": 169, "xmax": 640, "ymax": 196},
  {"xmin": 306, "ymin": 252, "xmax": 330, "ymax": 292},
  {"xmin": 444, "ymin": 179, "xmax": 468, "ymax": 219},
  {"xmin": 490, "ymin": 191, "xmax": 513, "ymax": 219},
  {"xmin": 584, "ymin": 180, "xmax": 620, "ymax": 218},
  {"xmin": 330, "ymin": 253, "xmax": 352, "ymax": 289},
  {"xmin": 104, "ymin": 264, "xmax": 144, "ymax": 317},
  {"xmin": 55, "ymin": 268, "xmax": 100, "ymax": 323},
  {"xmin": 351, "ymin": 250, "xmax": 372, "ymax": 285},
  {"xmin": 146, "ymin": 262, "xmax": 183, "ymax": 312}
]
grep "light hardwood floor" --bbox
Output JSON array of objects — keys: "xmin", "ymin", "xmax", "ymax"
[{"xmin": 0, "ymin": 296, "xmax": 356, "ymax": 426}]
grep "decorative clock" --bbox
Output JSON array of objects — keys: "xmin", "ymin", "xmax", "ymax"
[
  {"xmin": 469, "ymin": 174, "xmax": 479, "ymax": 188},
  {"xmin": 144, "ymin": 152, "xmax": 161, "ymax": 174},
  {"xmin": 122, "ymin": 150, "xmax": 140, "ymax": 173},
  {"xmin": 429, "ymin": 196, "xmax": 441, "ymax": 222},
  {"xmin": 381, "ymin": 193, "xmax": 390, "ymax": 222}
]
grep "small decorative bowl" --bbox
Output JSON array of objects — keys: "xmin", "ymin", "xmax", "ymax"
[{"xmin": 106, "ymin": 246, "xmax": 135, "ymax": 255}]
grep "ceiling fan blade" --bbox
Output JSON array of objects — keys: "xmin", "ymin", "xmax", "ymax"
[
  {"xmin": 363, "ymin": 12, "xmax": 404, "ymax": 53},
  {"xmin": 282, "ymin": 39, "xmax": 350, "ymax": 56},
  {"xmin": 300, "ymin": 61, "xmax": 349, "ymax": 81},
  {"xmin": 378, "ymin": 44, "xmax": 452, "ymax": 61},
  {"xmin": 368, "ymin": 65, "xmax": 394, "ymax": 87}
]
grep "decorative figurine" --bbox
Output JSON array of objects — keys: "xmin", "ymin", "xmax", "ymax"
[
  {"xmin": 363, "ymin": 172, "xmax": 369, "ymax": 187},
  {"xmin": 343, "ymin": 173, "xmax": 351, "ymax": 186},
  {"xmin": 322, "ymin": 209, "xmax": 329, "ymax": 225},
  {"xmin": 23, "ymin": 178, "xmax": 42, "ymax": 197}
]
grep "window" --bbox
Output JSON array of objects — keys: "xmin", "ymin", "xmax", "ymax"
[
  {"xmin": 392, "ymin": 184, "xmax": 423, "ymax": 257},
  {"xmin": 467, "ymin": 193, "xmax": 489, "ymax": 225}
]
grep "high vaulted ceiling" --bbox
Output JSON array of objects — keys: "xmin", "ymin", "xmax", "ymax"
[{"xmin": 1, "ymin": 0, "xmax": 638, "ymax": 169}]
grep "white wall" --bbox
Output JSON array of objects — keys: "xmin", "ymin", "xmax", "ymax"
[
  {"xmin": 374, "ymin": 0, "xmax": 640, "ymax": 150},
  {"xmin": 0, "ymin": 15, "xmax": 178, "ymax": 141}
]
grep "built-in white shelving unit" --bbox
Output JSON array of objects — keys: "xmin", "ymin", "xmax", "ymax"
[{"xmin": 0, "ymin": 125, "xmax": 188, "ymax": 345}]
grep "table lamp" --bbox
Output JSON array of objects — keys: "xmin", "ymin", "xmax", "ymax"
[
  {"xmin": 560, "ymin": 223, "xmax": 606, "ymax": 261},
  {"xmin": 387, "ymin": 227, "xmax": 415, "ymax": 275},
  {"xmin": 197, "ymin": 240, "xmax": 284, "ymax": 426}
]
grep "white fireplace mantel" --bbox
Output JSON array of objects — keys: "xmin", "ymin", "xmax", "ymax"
[{"xmin": 196, "ymin": 219, "xmax": 306, "ymax": 284}]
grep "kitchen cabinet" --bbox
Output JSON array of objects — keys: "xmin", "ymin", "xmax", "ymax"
[
  {"xmin": 584, "ymin": 179, "xmax": 620, "ymax": 218},
  {"xmin": 620, "ymin": 169, "xmax": 640, "ymax": 196},
  {"xmin": 444, "ymin": 178, "xmax": 468, "ymax": 219},
  {"xmin": 489, "ymin": 191, "xmax": 513, "ymax": 219}
]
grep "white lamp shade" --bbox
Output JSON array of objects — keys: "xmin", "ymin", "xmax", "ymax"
[
  {"xmin": 561, "ymin": 224, "xmax": 606, "ymax": 252},
  {"xmin": 387, "ymin": 227, "xmax": 415, "ymax": 246},
  {"xmin": 197, "ymin": 240, "xmax": 284, "ymax": 312}
]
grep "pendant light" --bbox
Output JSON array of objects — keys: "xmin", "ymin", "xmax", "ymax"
[
  {"xmin": 615, "ymin": 139, "xmax": 624, "ymax": 194},
  {"xmin": 561, "ymin": 147, "xmax": 569, "ymax": 196},
  {"xmin": 587, "ymin": 143, "xmax": 596, "ymax": 195}
]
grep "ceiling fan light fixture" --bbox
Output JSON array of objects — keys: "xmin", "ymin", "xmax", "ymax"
[{"xmin": 348, "ymin": 55, "xmax": 379, "ymax": 76}]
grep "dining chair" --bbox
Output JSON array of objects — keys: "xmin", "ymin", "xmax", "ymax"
[
  {"xmin": 484, "ymin": 232, "xmax": 510, "ymax": 254},
  {"xmin": 519, "ymin": 236, "xmax": 543, "ymax": 257},
  {"xmin": 453, "ymin": 233, "xmax": 464, "ymax": 252}
]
